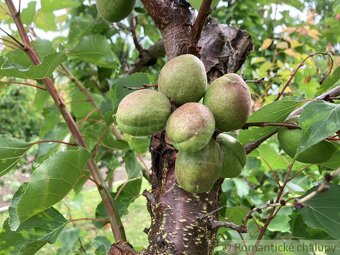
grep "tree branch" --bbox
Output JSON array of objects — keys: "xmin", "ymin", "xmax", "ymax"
[
  {"xmin": 0, "ymin": 80, "xmax": 47, "ymax": 91},
  {"xmin": 128, "ymin": 40, "xmax": 165, "ymax": 74},
  {"xmin": 242, "ymin": 122, "xmax": 300, "ymax": 130},
  {"xmin": 210, "ymin": 219, "xmax": 247, "ymax": 233},
  {"xmin": 244, "ymin": 131, "xmax": 277, "ymax": 154},
  {"xmin": 5, "ymin": 0, "xmax": 128, "ymax": 243},
  {"xmin": 129, "ymin": 16, "xmax": 144, "ymax": 54},
  {"xmin": 188, "ymin": 0, "xmax": 213, "ymax": 55},
  {"xmin": 244, "ymin": 85, "xmax": 340, "ymax": 154},
  {"xmin": 275, "ymin": 52, "xmax": 333, "ymax": 101}
]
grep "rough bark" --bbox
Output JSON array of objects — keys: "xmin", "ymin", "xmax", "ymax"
[{"xmin": 140, "ymin": 1, "xmax": 253, "ymax": 254}]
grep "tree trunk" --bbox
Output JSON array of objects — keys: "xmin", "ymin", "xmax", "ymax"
[{"xmin": 140, "ymin": 1, "xmax": 253, "ymax": 254}]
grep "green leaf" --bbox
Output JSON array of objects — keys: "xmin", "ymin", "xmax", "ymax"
[
  {"xmin": 297, "ymin": 101, "xmax": 339, "ymax": 154},
  {"xmin": 9, "ymin": 148, "xmax": 90, "ymax": 230},
  {"xmin": 41, "ymin": 0, "xmax": 80, "ymax": 12},
  {"xmin": 318, "ymin": 66, "xmax": 340, "ymax": 93},
  {"xmin": 124, "ymin": 151, "xmax": 142, "ymax": 179},
  {"xmin": 290, "ymin": 213, "xmax": 333, "ymax": 239},
  {"xmin": 0, "ymin": 207, "xmax": 67, "ymax": 255},
  {"xmin": 0, "ymin": 136, "xmax": 31, "ymax": 177},
  {"xmin": 267, "ymin": 215, "xmax": 291, "ymax": 233},
  {"xmin": 0, "ymin": 53, "xmax": 66, "ymax": 79},
  {"xmin": 56, "ymin": 228, "xmax": 80, "ymax": 255},
  {"xmin": 68, "ymin": 35, "xmax": 118, "ymax": 68},
  {"xmin": 258, "ymin": 143, "xmax": 289, "ymax": 170},
  {"xmin": 68, "ymin": 15, "xmax": 95, "ymax": 44},
  {"xmin": 239, "ymin": 100, "xmax": 303, "ymax": 144},
  {"xmin": 35, "ymin": 11, "xmax": 57, "ymax": 31},
  {"xmin": 189, "ymin": 0, "xmax": 219, "ymax": 10},
  {"xmin": 94, "ymin": 178, "xmax": 142, "ymax": 228},
  {"xmin": 124, "ymin": 135, "xmax": 150, "ymax": 154},
  {"xmin": 300, "ymin": 184, "xmax": 340, "ymax": 239},
  {"xmin": 232, "ymin": 178, "xmax": 249, "ymax": 198},
  {"xmin": 21, "ymin": 1, "xmax": 37, "ymax": 25},
  {"xmin": 320, "ymin": 145, "xmax": 340, "ymax": 170},
  {"xmin": 225, "ymin": 207, "xmax": 248, "ymax": 225}
]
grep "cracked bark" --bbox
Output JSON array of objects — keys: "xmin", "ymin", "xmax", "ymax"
[{"xmin": 139, "ymin": 1, "xmax": 253, "ymax": 254}]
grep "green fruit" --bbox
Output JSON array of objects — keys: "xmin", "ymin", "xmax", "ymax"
[
  {"xmin": 166, "ymin": 103, "xmax": 215, "ymax": 152},
  {"xmin": 175, "ymin": 139, "xmax": 222, "ymax": 193},
  {"xmin": 96, "ymin": 0, "xmax": 136, "ymax": 22},
  {"xmin": 217, "ymin": 134, "xmax": 246, "ymax": 178},
  {"xmin": 203, "ymin": 73, "xmax": 251, "ymax": 132},
  {"xmin": 116, "ymin": 90, "xmax": 171, "ymax": 136},
  {"xmin": 278, "ymin": 117, "xmax": 336, "ymax": 164},
  {"xmin": 158, "ymin": 54, "xmax": 207, "ymax": 105}
]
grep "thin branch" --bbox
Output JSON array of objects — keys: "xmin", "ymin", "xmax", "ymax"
[
  {"xmin": 92, "ymin": 126, "xmax": 109, "ymax": 158},
  {"xmin": 0, "ymin": 80, "xmax": 47, "ymax": 91},
  {"xmin": 210, "ymin": 219, "xmax": 247, "ymax": 233},
  {"xmin": 30, "ymin": 139, "xmax": 77, "ymax": 147},
  {"xmin": 295, "ymin": 168, "xmax": 339, "ymax": 205},
  {"xmin": 68, "ymin": 217, "xmax": 110, "ymax": 223},
  {"xmin": 0, "ymin": 37, "xmax": 22, "ymax": 48},
  {"xmin": 188, "ymin": 0, "xmax": 213, "ymax": 55},
  {"xmin": 59, "ymin": 64, "xmax": 98, "ymax": 108},
  {"xmin": 242, "ymin": 122, "xmax": 300, "ymax": 130},
  {"xmin": 244, "ymin": 131, "xmax": 277, "ymax": 154},
  {"xmin": 245, "ymin": 78, "xmax": 265, "ymax": 84},
  {"xmin": 289, "ymin": 85, "xmax": 340, "ymax": 117},
  {"xmin": 0, "ymin": 27, "xmax": 25, "ymax": 49},
  {"xmin": 5, "ymin": 0, "xmax": 127, "ymax": 243},
  {"xmin": 123, "ymin": 84, "xmax": 158, "ymax": 90},
  {"xmin": 244, "ymin": 85, "xmax": 340, "ymax": 154},
  {"xmin": 0, "ymin": 41, "xmax": 16, "ymax": 49},
  {"xmin": 248, "ymin": 161, "xmax": 295, "ymax": 255},
  {"xmin": 18, "ymin": 0, "xmax": 21, "ymax": 14},
  {"xmin": 129, "ymin": 16, "xmax": 144, "ymax": 54},
  {"xmin": 275, "ymin": 52, "xmax": 333, "ymax": 101}
]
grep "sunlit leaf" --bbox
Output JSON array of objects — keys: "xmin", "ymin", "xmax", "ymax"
[
  {"xmin": 0, "ymin": 136, "xmax": 31, "ymax": 177},
  {"xmin": 239, "ymin": 100, "xmax": 303, "ymax": 145},
  {"xmin": 300, "ymin": 184, "xmax": 340, "ymax": 239},
  {"xmin": 0, "ymin": 208, "xmax": 67, "ymax": 255},
  {"xmin": 68, "ymin": 35, "xmax": 118, "ymax": 68},
  {"xmin": 0, "ymin": 53, "xmax": 66, "ymax": 79},
  {"xmin": 9, "ymin": 148, "xmax": 90, "ymax": 230},
  {"xmin": 297, "ymin": 101, "xmax": 339, "ymax": 155}
]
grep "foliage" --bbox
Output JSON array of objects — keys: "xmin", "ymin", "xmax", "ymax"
[
  {"xmin": 0, "ymin": 86, "xmax": 42, "ymax": 140},
  {"xmin": 0, "ymin": 0, "xmax": 339, "ymax": 254}
]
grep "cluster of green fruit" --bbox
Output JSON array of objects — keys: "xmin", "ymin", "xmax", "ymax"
[
  {"xmin": 96, "ymin": 0, "xmax": 136, "ymax": 22},
  {"xmin": 116, "ymin": 54, "xmax": 250, "ymax": 193}
]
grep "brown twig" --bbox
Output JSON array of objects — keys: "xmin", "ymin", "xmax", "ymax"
[
  {"xmin": 0, "ymin": 27, "xmax": 25, "ymax": 49},
  {"xmin": 123, "ymin": 84, "xmax": 158, "ymax": 90},
  {"xmin": 129, "ymin": 16, "xmax": 144, "ymax": 54},
  {"xmin": 188, "ymin": 0, "xmax": 213, "ymax": 55},
  {"xmin": 30, "ymin": 139, "xmax": 77, "ymax": 147},
  {"xmin": 68, "ymin": 217, "xmax": 110, "ymax": 223},
  {"xmin": 242, "ymin": 122, "xmax": 300, "ymax": 130},
  {"xmin": 5, "ymin": 0, "xmax": 127, "ymax": 243},
  {"xmin": 211, "ymin": 219, "xmax": 247, "ymax": 233},
  {"xmin": 244, "ymin": 131, "xmax": 277, "ymax": 154},
  {"xmin": 275, "ymin": 52, "xmax": 333, "ymax": 101},
  {"xmin": 244, "ymin": 85, "xmax": 340, "ymax": 155},
  {"xmin": 92, "ymin": 126, "xmax": 109, "ymax": 158},
  {"xmin": 59, "ymin": 64, "xmax": 98, "ymax": 108},
  {"xmin": 0, "ymin": 80, "xmax": 47, "ymax": 91},
  {"xmin": 249, "ymin": 161, "xmax": 295, "ymax": 255},
  {"xmin": 0, "ymin": 37, "xmax": 22, "ymax": 48}
]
